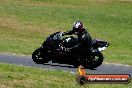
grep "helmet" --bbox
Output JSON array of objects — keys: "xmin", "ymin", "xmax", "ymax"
[{"xmin": 73, "ymin": 21, "xmax": 84, "ymax": 30}]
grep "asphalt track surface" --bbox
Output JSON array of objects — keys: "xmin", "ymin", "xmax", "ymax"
[{"xmin": 0, "ymin": 53, "xmax": 132, "ymax": 77}]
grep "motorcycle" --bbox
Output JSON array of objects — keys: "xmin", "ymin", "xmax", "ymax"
[{"xmin": 32, "ymin": 31, "xmax": 109, "ymax": 69}]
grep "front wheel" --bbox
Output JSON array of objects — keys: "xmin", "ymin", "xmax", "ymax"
[
  {"xmin": 32, "ymin": 48, "xmax": 50, "ymax": 64},
  {"xmin": 82, "ymin": 52, "xmax": 104, "ymax": 69}
]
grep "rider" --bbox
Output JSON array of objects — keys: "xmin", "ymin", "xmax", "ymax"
[{"xmin": 62, "ymin": 21, "xmax": 93, "ymax": 52}]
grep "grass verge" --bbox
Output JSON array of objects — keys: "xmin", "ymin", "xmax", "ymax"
[{"xmin": 0, "ymin": 63, "xmax": 131, "ymax": 88}]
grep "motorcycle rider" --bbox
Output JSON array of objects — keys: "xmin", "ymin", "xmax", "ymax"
[{"xmin": 61, "ymin": 21, "xmax": 94, "ymax": 52}]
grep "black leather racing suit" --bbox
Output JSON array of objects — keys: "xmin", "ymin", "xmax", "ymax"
[{"xmin": 63, "ymin": 28, "xmax": 93, "ymax": 49}]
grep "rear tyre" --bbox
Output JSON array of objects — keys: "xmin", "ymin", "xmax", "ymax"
[
  {"xmin": 82, "ymin": 52, "xmax": 104, "ymax": 69},
  {"xmin": 32, "ymin": 48, "xmax": 50, "ymax": 64}
]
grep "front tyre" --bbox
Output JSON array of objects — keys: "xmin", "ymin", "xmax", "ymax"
[{"xmin": 32, "ymin": 48, "xmax": 50, "ymax": 64}]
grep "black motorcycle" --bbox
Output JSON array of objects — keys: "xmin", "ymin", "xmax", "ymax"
[{"xmin": 32, "ymin": 31, "xmax": 109, "ymax": 69}]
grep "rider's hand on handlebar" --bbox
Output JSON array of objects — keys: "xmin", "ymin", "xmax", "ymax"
[{"xmin": 61, "ymin": 32, "xmax": 65, "ymax": 36}]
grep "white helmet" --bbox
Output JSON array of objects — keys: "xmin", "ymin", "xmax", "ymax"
[{"xmin": 73, "ymin": 21, "xmax": 84, "ymax": 29}]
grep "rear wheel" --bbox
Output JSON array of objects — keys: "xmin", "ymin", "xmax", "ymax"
[
  {"xmin": 32, "ymin": 48, "xmax": 50, "ymax": 64},
  {"xmin": 82, "ymin": 52, "xmax": 104, "ymax": 69}
]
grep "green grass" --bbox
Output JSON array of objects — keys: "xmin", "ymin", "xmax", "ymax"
[
  {"xmin": 0, "ymin": 1, "xmax": 131, "ymax": 87},
  {"xmin": 0, "ymin": 63, "xmax": 131, "ymax": 88},
  {"xmin": 0, "ymin": 0, "xmax": 132, "ymax": 65}
]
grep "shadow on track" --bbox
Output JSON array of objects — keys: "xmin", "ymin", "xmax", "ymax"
[
  {"xmin": 42, "ymin": 63, "xmax": 97, "ymax": 70},
  {"xmin": 43, "ymin": 63, "xmax": 75, "ymax": 68}
]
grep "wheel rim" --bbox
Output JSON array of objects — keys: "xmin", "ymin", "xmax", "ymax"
[
  {"xmin": 35, "ymin": 51, "xmax": 43, "ymax": 60},
  {"xmin": 91, "ymin": 55, "xmax": 100, "ymax": 62}
]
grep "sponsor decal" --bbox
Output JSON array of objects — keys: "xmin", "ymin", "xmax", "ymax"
[{"xmin": 76, "ymin": 65, "xmax": 131, "ymax": 85}]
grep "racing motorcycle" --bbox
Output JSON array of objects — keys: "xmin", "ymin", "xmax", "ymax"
[{"xmin": 32, "ymin": 31, "xmax": 109, "ymax": 69}]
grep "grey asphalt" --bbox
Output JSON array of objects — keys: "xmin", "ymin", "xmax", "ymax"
[{"xmin": 0, "ymin": 54, "xmax": 132, "ymax": 77}]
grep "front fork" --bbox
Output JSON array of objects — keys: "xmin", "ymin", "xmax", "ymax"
[{"xmin": 90, "ymin": 47, "xmax": 100, "ymax": 53}]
